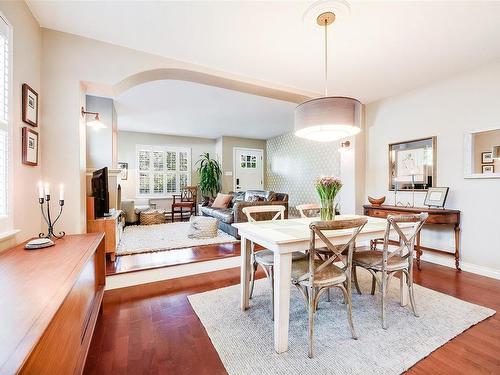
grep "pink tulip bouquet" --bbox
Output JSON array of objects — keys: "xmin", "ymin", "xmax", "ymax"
[{"xmin": 315, "ymin": 177, "xmax": 342, "ymax": 220}]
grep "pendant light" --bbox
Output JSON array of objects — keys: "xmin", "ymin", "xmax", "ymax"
[{"xmin": 295, "ymin": 3, "xmax": 361, "ymax": 142}]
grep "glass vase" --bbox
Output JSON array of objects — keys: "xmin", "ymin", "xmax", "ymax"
[{"xmin": 320, "ymin": 198, "xmax": 335, "ymax": 221}]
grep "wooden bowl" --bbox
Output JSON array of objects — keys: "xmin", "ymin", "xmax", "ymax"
[{"xmin": 368, "ymin": 196, "xmax": 386, "ymax": 206}]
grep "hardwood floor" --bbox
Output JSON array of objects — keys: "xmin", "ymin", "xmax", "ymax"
[
  {"xmin": 106, "ymin": 243, "xmax": 240, "ymax": 275},
  {"xmin": 84, "ymin": 261, "xmax": 500, "ymax": 375}
]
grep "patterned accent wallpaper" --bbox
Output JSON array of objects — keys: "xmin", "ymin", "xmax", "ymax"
[{"xmin": 266, "ymin": 132, "xmax": 341, "ymax": 217}]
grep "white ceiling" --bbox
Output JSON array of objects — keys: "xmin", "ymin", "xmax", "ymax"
[
  {"xmin": 114, "ymin": 80, "xmax": 296, "ymax": 139},
  {"xmin": 27, "ymin": 1, "xmax": 500, "ymax": 104}
]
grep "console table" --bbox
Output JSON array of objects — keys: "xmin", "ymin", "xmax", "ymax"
[
  {"xmin": 0, "ymin": 234, "xmax": 105, "ymax": 374},
  {"xmin": 363, "ymin": 205, "xmax": 461, "ymax": 270}
]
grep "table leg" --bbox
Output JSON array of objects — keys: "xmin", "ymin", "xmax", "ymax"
[
  {"xmin": 273, "ymin": 251, "xmax": 292, "ymax": 354},
  {"xmin": 400, "ymin": 271, "xmax": 408, "ymax": 307},
  {"xmin": 454, "ymin": 224, "xmax": 461, "ymax": 271},
  {"xmin": 240, "ymin": 237, "xmax": 252, "ymax": 310}
]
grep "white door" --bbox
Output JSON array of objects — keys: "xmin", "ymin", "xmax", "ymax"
[{"xmin": 233, "ymin": 148, "xmax": 264, "ymax": 191}]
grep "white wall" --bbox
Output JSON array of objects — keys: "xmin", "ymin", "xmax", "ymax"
[
  {"xmin": 366, "ymin": 62, "xmax": 500, "ymax": 276},
  {"xmin": 0, "ymin": 1, "xmax": 42, "ymax": 247},
  {"xmin": 85, "ymin": 95, "xmax": 115, "ymax": 169}
]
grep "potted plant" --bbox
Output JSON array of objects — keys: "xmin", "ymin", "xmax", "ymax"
[
  {"xmin": 315, "ymin": 176, "xmax": 342, "ymax": 220},
  {"xmin": 196, "ymin": 153, "xmax": 222, "ymax": 203}
]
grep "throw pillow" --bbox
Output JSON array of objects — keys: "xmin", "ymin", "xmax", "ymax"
[
  {"xmin": 245, "ymin": 194, "xmax": 263, "ymax": 202},
  {"xmin": 211, "ymin": 193, "xmax": 232, "ymax": 208}
]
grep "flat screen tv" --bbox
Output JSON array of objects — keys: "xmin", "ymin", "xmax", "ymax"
[{"xmin": 91, "ymin": 167, "xmax": 109, "ymax": 218}]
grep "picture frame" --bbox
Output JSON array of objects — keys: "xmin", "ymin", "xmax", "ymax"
[
  {"xmin": 22, "ymin": 83, "xmax": 38, "ymax": 127},
  {"xmin": 388, "ymin": 136, "xmax": 436, "ymax": 191},
  {"xmin": 423, "ymin": 187, "xmax": 449, "ymax": 208},
  {"xmin": 482, "ymin": 165, "xmax": 494, "ymax": 174},
  {"xmin": 118, "ymin": 162, "xmax": 128, "ymax": 180},
  {"xmin": 481, "ymin": 151, "xmax": 493, "ymax": 164},
  {"xmin": 22, "ymin": 127, "xmax": 38, "ymax": 166}
]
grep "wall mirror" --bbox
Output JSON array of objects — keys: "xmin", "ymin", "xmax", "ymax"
[
  {"xmin": 464, "ymin": 127, "xmax": 500, "ymax": 179},
  {"xmin": 388, "ymin": 137, "xmax": 436, "ymax": 191}
]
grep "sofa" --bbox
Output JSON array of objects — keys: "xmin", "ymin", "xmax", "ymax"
[{"xmin": 200, "ymin": 190, "xmax": 289, "ymax": 239}]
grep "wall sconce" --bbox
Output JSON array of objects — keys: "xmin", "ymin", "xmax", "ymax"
[
  {"xmin": 338, "ymin": 140, "xmax": 351, "ymax": 152},
  {"xmin": 81, "ymin": 106, "xmax": 107, "ymax": 129},
  {"xmin": 492, "ymin": 145, "xmax": 500, "ymax": 159}
]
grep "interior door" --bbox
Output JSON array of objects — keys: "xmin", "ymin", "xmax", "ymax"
[{"xmin": 233, "ymin": 148, "xmax": 263, "ymax": 191}]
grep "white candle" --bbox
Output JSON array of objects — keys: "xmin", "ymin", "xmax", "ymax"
[
  {"xmin": 59, "ymin": 184, "xmax": 64, "ymax": 201},
  {"xmin": 44, "ymin": 183, "xmax": 50, "ymax": 196},
  {"xmin": 38, "ymin": 181, "xmax": 44, "ymax": 199}
]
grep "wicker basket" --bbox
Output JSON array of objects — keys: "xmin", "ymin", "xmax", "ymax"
[{"xmin": 139, "ymin": 209, "xmax": 167, "ymax": 225}]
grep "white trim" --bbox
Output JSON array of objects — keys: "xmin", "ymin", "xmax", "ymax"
[
  {"xmin": 105, "ymin": 255, "xmax": 240, "ymax": 290},
  {"xmin": 0, "ymin": 228, "xmax": 19, "ymax": 242},
  {"xmin": 421, "ymin": 252, "xmax": 500, "ymax": 280},
  {"xmin": 232, "ymin": 147, "xmax": 264, "ymax": 191}
]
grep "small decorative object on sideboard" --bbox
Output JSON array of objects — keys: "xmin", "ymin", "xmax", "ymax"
[
  {"xmin": 37, "ymin": 181, "xmax": 65, "ymax": 240},
  {"xmin": 423, "ymin": 187, "xmax": 449, "ymax": 208},
  {"xmin": 368, "ymin": 196, "xmax": 385, "ymax": 206}
]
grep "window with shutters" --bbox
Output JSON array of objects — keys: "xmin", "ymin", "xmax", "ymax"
[
  {"xmin": 136, "ymin": 145, "xmax": 191, "ymax": 197},
  {"xmin": 0, "ymin": 15, "xmax": 11, "ymax": 232}
]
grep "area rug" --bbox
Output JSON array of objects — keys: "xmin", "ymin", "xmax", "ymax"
[
  {"xmin": 188, "ymin": 268, "xmax": 495, "ymax": 375},
  {"xmin": 116, "ymin": 222, "xmax": 238, "ymax": 256}
]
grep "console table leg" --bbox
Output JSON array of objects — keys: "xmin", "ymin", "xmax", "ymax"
[
  {"xmin": 416, "ymin": 232, "xmax": 422, "ymax": 271},
  {"xmin": 454, "ymin": 224, "xmax": 461, "ymax": 271}
]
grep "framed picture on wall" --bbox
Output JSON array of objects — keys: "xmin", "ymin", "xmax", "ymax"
[
  {"xmin": 118, "ymin": 162, "xmax": 128, "ymax": 180},
  {"xmin": 388, "ymin": 136, "xmax": 436, "ymax": 191},
  {"xmin": 482, "ymin": 165, "xmax": 494, "ymax": 174},
  {"xmin": 22, "ymin": 84, "xmax": 38, "ymax": 127},
  {"xmin": 22, "ymin": 127, "xmax": 38, "ymax": 166},
  {"xmin": 481, "ymin": 151, "xmax": 493, "ymax": 164}
]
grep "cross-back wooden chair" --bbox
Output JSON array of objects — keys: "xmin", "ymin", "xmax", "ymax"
[
  {"xmin": 296, "ymin": 203, "xmax": 321, "ymax": 218},
  {"xmin": 242, "ymin": 205, "xmax": 306, "ymax": 320},
  {"xmin": 291, "ymin": 217, "xmax": 368, "ymax": 358},
  {"xmin": 352, "ymin": 213, "xmax": 428, "ymax": 329},
  {"xmin": 171, "ymin": 186, "xmax": 198, "ymax": 222}
]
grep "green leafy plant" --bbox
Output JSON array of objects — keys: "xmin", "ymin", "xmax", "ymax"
[{"xmin": 196, "ymin": 153, "xmax": 222, "ymax": 199}]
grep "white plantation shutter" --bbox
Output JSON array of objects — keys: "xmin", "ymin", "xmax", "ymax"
[
  {"xmin": 136, "ymin": 145, "xmax": 191, "ymax": 197},
  {"xmin": 0, "ymin": 15, "xmax": 10, "ymax": 226}
]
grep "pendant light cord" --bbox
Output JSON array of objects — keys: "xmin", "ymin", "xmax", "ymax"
[{"xmin": 324, "ymin": 19, "xmax": 328, "ymax": 97}]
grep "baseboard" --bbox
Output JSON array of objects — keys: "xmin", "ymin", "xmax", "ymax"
[
  {"xmin": 421, "ymin": 252, "xmax": 500, "ymax": 280},
  {"xmin": 106, "ymin": 255, "xmax": 240, "ymax": 290}
]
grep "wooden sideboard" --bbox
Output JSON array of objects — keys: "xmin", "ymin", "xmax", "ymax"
[
  {"xmin": 363, "ymin": 205, "xmax": 461, "ymax": 270},
  {"xmin": 0, "ymin": 234, "xmax": 105, "ymax": 375}
]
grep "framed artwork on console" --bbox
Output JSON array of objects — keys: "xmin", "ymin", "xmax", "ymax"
[
  {"xmin": 482, "ymin": 165, "xmax": 494, "ymax": 174},
  {"xmin": 118, "ymin": 162, "xmax": 128, "ymax": 180},
  {"xmin": 22, "ymin": 127, "xmax": 38, "ymax": 166},
  {"xmin": 423, "ymin": 187, "xmax": 449, "ymax": 208},
  {"xmin": 22, "ymin": 84, "xmax": 38, "ymax": 127},
  {"xmin": 388, "ymin": 136, "xmax": 436, "ymax": 191}
]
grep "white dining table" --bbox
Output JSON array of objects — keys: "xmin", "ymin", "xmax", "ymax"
[{"xmin": 233, "ymin": 215, "xmax": 414, "ymax": 354}]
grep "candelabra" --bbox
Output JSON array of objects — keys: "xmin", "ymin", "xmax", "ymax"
[{"xmin": 39, "ymin": 195, "xmax": 65, "ymax": 239}]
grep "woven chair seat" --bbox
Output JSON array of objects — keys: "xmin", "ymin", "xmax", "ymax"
[
  {"xmin": 254, "ymin": 249, "xmax": 306, "ymax": 266},
  {"xmin": 353, "ymin": 250, "xmax": 407, "ymax": 271},
  {"xmin": 291, "ymin": 259, "xmax": 346, "ymax": 287}
]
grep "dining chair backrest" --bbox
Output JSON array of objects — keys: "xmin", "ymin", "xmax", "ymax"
[
  {"xmin": 242, "ymin": 205, "xmax": 286, "ymax": 222},
  {"xmin": 380, "ymin": 213, "xmax": 428, "ymax": 266},
  {"xmin": 296, "ymin": 204, "xmax": 321, "ymax": 218},
  {"xmin": 295, "ymin": 217, "xmax": 368, "ymax": 285}
]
